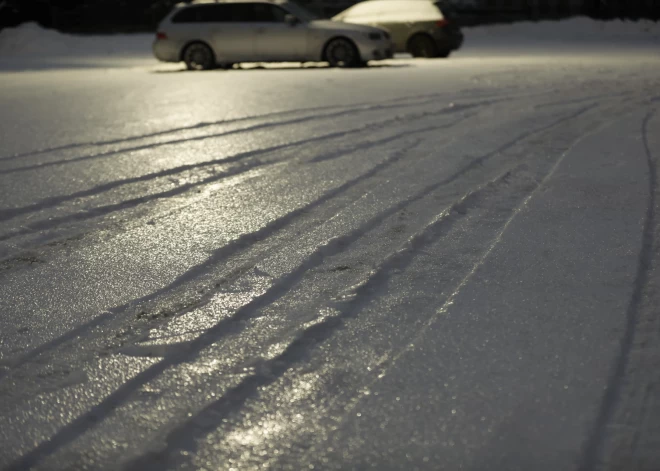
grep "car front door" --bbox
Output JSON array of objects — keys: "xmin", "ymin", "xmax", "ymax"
[{"xmin": 250, "ymin": 3, "xmax": 309, "ymax": 62}]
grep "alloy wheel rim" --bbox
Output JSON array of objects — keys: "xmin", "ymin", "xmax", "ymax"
[{"xmin": 330, "ymin": 41, "xmax": 353, "ymax": 65}]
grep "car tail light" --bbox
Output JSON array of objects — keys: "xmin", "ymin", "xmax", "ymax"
[
  {"xmin": 156, "ymin": 32, "xmax": 167, "ymax": 40},
  {"xmin": 436, "ymin": 19, "xmax": 449, "ymax": 27}
]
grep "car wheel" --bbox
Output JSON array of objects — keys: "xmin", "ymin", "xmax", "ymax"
[
  {"xmin": 324, "ymin": 38, "xmax": 360, "ymax": 68},
  {"xmin": 408, "ymin": 34, "xmax": 439, "ymax": 58},
  {"xmin": 183, "ymin": 42, "xmax": 215, "ymax": 71}
]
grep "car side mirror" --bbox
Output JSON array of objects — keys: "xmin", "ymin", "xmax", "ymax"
[{"xmin": 285, "ymin": 14, "xmax": 300, "ymax": 26}]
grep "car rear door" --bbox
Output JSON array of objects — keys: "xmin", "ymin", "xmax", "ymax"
[
  {"xmin": 196, "ymin": 3, "xmax": 257, "ymax": 62},
  {"xmin": 251, "ymin": 3, "xmax": 308, "ymax": 61}
]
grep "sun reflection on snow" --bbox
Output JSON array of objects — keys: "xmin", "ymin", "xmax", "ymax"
[{"xmin": 220, "ymin": 375, "xmax": 319, "ymax": 456}]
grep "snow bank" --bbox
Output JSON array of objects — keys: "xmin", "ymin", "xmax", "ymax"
[
  {"xmin": 465, "ymin": 17, "xmax": 660, "ymax": 46},
  {"xmin": 0, "ymin": 22, "xmax": 156, "ymax": 70},
  {"xmin": 0, "ymin": 17, "xmax": 658, "ymax": 70},
  {"xmin": 0, "ymin": 22, "xmax": 153, "ymax": 57}
]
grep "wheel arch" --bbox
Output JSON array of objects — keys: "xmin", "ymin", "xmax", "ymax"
[
  {"xmin": 406, "ymin": 32, "xmax": 435, "ymax": 53},
  {"xmin": 179, "ymin": 40, "xmax": 216, "ymax": 63},
  {"xmin": 321, "ymin": 35, "xmax": 361, "ymax": 62}
]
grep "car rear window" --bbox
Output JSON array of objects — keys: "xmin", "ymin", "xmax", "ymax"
[
  {"xmin": 434, "ymin": 1, "xmax": 456, "ymax": 20},
  {"xmin": 341, "ymin": 0, "xmax": 443, "ymax": 22}
]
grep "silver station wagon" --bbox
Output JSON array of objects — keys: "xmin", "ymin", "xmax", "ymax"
[{"xmin": 153, "ymin": 0, "xmax": 394, "ymax": 69}]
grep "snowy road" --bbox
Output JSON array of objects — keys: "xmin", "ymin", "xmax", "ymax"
[{"xmin": 1, "ymin": 44, "xmax": 660, "ymax": 471}]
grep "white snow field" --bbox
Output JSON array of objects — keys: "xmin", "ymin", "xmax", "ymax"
[{"xmin": 1, "ymin": 19, "xmax": 659, "ymax": 471}]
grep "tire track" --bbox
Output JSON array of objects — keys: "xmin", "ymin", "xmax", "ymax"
[
  {"xmin": 0, "ymin": 102, "xmax": 481, "ymax": 225},
  {"xmin": 0, "ymin": 100, "xmax": 431, "ymax": 175},
  {"xmin": 534, "ymin": 91, "xmax": 632, "ymax": 110},
  {"xmin": 5, "ymin": 101, "xmax": 602, "ymax": 470},
  {"xmin": 0, "ymin": 92, "xmax": 448, "ymax": 163},
  {"xmin": 0, "ymin": 112, "xmax": 482, "ymax": 272},
  {"xmin": 0, "ymin": 312, "xmax": 112, "ymax": 380},
  {"xmin": 579, "ymin": 109, "xmax": 659, "ymax": 471},
  {"xmin": 1, "ymin": 101, "xmax": 598, "ymax": 372},
  {"xmin": 0, "ymin": 98, "xmax": 588, "ymax": 244},
  {"xmin": 438, "ymin": 103, "xmax": 596, "ymax": 187},
  {"xmin": 121, "ymin": 165, "xmax": 534, "ymax": 471},
  {"xmin": 0, "ymin": 121, "xmax": 464, "ymax": 246},
  {"xmin": 5, "ymin": 155, "xmax": 514, "ymax": 471},
  {"xmin": 142, "ymin": 100, "xmax": 639, "ymax": 471},
  {"xmin": 0, "ymin": 87, "xmax": 556, "ymax": 164},
  {"xmin": 291, "ymin": 104, "xmax": 656, "ymax": 471},
  {"xmin": 276, "ymin": 107, "xmax": 645, "ymax": 471},
  {"xmin": 0, "ymin": 135, "xmax": 435, "ymax": 375}
]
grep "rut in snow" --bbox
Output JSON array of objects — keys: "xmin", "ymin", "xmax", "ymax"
[
  {"xmin": 121, "ymin": 162, "xmax": 559, "ymax": 470},
  {"xmin": 580, "ymin": 108, "xmax": 660, "ymax": 471},
  {"xmin": 0, "ymin": 102, "xmax": 481, "ymax": 222},
  {"xmin": 5, "ymin": 100, "xmax": 612, "ymax": 471},
  {"xmin": 0, "ymin": 85, "xmax": 558, "ymax": 163},
  {"xmin": 0, "ymin": 100, "xmax": 608, "ymax": 378}
]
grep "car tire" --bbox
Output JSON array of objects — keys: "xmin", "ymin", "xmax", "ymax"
[
  {"xmin": 324, "ymin": 38, "xmax": 361, "ymax": 68},
  {"xmin": 183, "ymin": 42, "xmax": 215, "ymax": 71},
  {"xmin": 408, "ymin": 34, "xmax": 439, "ymax": 58}
]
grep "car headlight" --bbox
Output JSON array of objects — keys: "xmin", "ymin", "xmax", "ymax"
[{"xmin": 368, "ymin": 32, "xmax": 381, "ymax": 40}]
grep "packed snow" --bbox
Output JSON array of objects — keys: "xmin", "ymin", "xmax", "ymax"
[{"xmin": 0, "ymin": 16, "xmax": 659, "ymax": 471}]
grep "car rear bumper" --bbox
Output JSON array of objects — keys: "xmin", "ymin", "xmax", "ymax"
[
  {"xmin": 433, "ymin": 29, "xmax": 464, "ymax": 51},
  {"xmin": 153, "ymin": 39, "xmax": 180, "ymax": 63}
]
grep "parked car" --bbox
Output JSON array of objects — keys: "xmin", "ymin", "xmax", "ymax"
[
  {"xmin": 153, "ymin": 0, "xmax": 394, "ymax": 70},
  {"xmin": 332, "ymin": 0, "xmax": 463, "ymax": 58}
]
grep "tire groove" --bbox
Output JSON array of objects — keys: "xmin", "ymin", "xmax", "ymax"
[
  {"xmin": 6, "ymin": 101, "xmax": 599, "ymax": 470},
  {"xmin": 122, "ymin": 164, "xmax": 538, "ymax": 471},
  {"xmin": 578, "ymin": 108, "xmax": 658, "ymax": 471},
  {"xmin": 2, "ymin": 102, "xmax": 595, "ymax": 369},
  {"xmin": 0, "ymin": 95, "xmax": 466, "ymax": 174},
  {"xmin": 0, "ymin": 92, "xmax": 452, "ymax": 163},
  {"xmin": 0, "ymin": 102, "xmax": 481, "ymax": 224},
  {"xmin": 0, "ymin": 132, "xmax": 439, "ymax": 373}
]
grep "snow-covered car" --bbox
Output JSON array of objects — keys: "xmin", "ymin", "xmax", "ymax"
[
  {"xmin": 153, "ymin": 0, "xmax": 394, "ymax": 70},
  {"xmin": 333, "ymin": 0, "xmax": 464, "ymax": 58}
]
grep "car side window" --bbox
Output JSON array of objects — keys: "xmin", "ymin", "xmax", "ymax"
[
  {"xmin": 251, "ymin": 3, "xmax": 288, "ymax": 22},
  {"xmin": 172, "ymin": 2, "xmax": 289, "ymax": 24},
  {"xmin": 171, "ymin": 5, "xmax": 232, "ymax": 23},
  {"xmin": 196, "ymin": 4, "xmax": 232, "ymax": 22},
  {"xmin": 268, "ymin": 5, "xmax": 289, "ymax": 22},
  {"xmin": 231, "ymin": 3, "xmax": 257, "ymax": 22}
]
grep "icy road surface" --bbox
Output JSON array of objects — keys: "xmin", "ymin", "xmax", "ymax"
[{"xmin": 1, "ymin": 47, "xmax": 660, "ymax": 471}]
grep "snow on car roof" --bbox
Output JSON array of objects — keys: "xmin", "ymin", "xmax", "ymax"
[{"xmin": 335, "ymin": 0, "xmax": 444, "ymax": 23}]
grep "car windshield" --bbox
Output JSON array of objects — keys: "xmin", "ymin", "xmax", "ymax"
[{"xmin": 282, "ymin": 1, "xmax": 319, "ymax": 21}]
